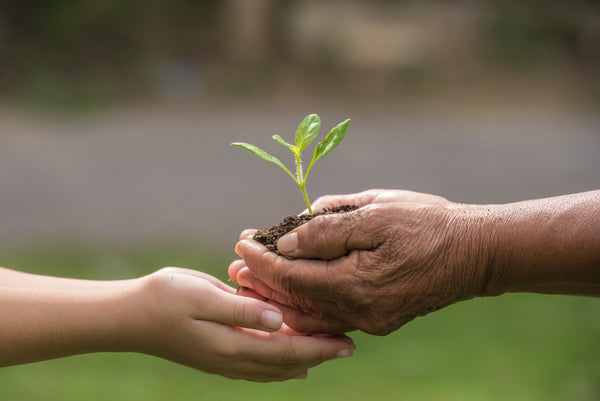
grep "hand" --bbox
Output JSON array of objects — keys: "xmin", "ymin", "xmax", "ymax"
[
  {"xmin": 306, "ymin": 188, "xmax": 450, "ymax": 215},
  {"xmin": 230, "ymin": 260, "xmax": 356, "ymax": 335},
  {"xmin": 128, "ymin": 267, "xmax": 355, "ymax": 381},
  {"xmin": 230, "ymin": 189, "xmax": 488, "ymax": 335}
]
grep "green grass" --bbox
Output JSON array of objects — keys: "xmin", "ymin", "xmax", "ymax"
[{"xmin": 0, "ymin": 246, "xmax": 598, "ymax": 401}]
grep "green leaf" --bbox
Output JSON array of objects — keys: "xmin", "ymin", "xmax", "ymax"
[
  {"xmin": 231, "ymin": 142, "xmax": 288, "ymax": 172},
  {"xmin": 272, "ymin": 135, "xmax": 294, "ymax": 149},
  {"xmin": 313, "ymin": 119, "xmax": 350, "ymax": 161},
  {"xmin": 294, "ymin": 114, "xmax": 321, "ymax": 152}
]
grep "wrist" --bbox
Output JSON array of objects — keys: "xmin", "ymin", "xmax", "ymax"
[
  {"xmin": 449, "ymin": 202, "xmax": 542, "ymax": 296},
  {"xmin": 65, "ymin": 284, "xmax": 141, "ymax": 354},
  {"xmin": 444, "ymin": 203, "xmax": 504, "ymax": 297},
  {"xmin": 469, "ymin": 193, "xmax": 600, "ymax": 296},
  {"xmin": 112, "ymin": 277, "xmax": 153, "ymax": 354},
  {"xmin": 119, "ymin": 271, "xmax": 184, "ymax": 357},
  {"xmin": 462, "ymin": 204, "xmax": 518, "ymax": 296}
]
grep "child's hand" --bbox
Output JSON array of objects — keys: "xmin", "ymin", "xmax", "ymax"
[{"xmin": 128, "ymin": 267, "xmax": 355, "ymax": 382}]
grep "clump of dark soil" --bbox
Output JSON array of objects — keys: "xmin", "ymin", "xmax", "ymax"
[{"xmin": 253, "ymin": 205, "xmax": 358, "ymax": 255}]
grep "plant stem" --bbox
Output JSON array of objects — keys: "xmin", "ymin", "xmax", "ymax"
[
  {"xmin": 300, "ymin": 182, "xmax": 313, "ymax": 215},
  {"xmin": 294, "ymin": 150, "xmax": 313, "ymax": 215}
]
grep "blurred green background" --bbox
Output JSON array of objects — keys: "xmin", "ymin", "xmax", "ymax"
[{"xmin": 0, "ymin": 1, "xmax": 599, "ymax": 400}]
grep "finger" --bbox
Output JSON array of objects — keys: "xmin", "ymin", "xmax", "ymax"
[
  {"xmin": 200, "ymin": 285, "xmax": 283, "ymax": 332},
  {"xmin": 264, "ymin": 333, "xmax": 356, "ymax": 366},
  {"xmin": 265, "ymin": 299, "xmax": 355, "ymax": 334},
  {"xmin": 198, "ymin": 340, "xmax": 310, "ymax": 382},
  {"xmin": 237, "ymin": 267, "xmax": 350, "ymax": 328},
  {"xmin": 310, "ymin": 189, "xmax": 388, "ymax": 211},
  {"xmin": 225, "ymin": 331, "xmax": 355, "ymax": 381},
  {"xmin": 277, "ymin": 205, "xmax": 383, "ymax": 259},
  {"xmin": 235, "ymin": 267, "xmax": 292, "ymax": 306},
  {"xmin": 238, "ymin": 284, "xmax": 353, "ymax": 334},
  {"xmin": 235, "ymin": 330, "xmax": 355, "ymax": 368},
  {"xmin": 236, "ymin": 240, "xmax": 342, "ymax": 299},
  {"xmin": 372, "ymin": 189, "xmax": 448, "ymax": 205},
  {"xmin": 236, "ymin": 286, "xmax": 268, "ymax": 301},
  {"xmin": 239, "ymin": 229, "xmax": 257, "ymax": 241},
  {"xmin": 237, "ymin": 266, "xmax": 315, "ymax": 309},
  {"xmin": 237, "ymin": 266, "xmax": 287, "ymax": 302},
  {"xmin": 235, "ymin": 288, "xmax": 348, "ymax": 334},
  {"xmin": 277, "ymin": 323, "xmax": 307, "ymax": 336},
  {"xmin": 235, "ymin": 240, "xmax": 364, "ymax": 326},
  {"xmin": 293, "ymin": 371, "xmax": 308, "ymax": 380},
  {"xmin": 228, "ymin": 259, "xmax": 246, "ymax": 284}
]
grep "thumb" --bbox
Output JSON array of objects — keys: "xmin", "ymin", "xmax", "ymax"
[
  {"xmin": 277, "ymin": 205, "xmax": 380, "ymax": 259},
  {"xmin": 205, "ymin": 289, "xmax": 283, "ymax": 332},
  {"xmin": 237, "ymin": 288, "xmax": 353, "ymax": 334}
]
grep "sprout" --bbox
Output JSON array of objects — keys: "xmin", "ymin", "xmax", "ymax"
[{"xmin": 231, "ymin": 113, "xmax": 350, "ymax": 215}]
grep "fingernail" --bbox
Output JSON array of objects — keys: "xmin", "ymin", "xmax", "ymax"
[
  {"xmin": 260, "ymin": 310, "xmax": 283, "ymax": 331},
  {"xmin": 277, "ymin": 232, "xmax": 298, "ymax": 254},
  {"xmin": 335, "ymin": 349, "xmax": 353, "ymax": 359},
  {"xmin": 293, "ymin": 372, "xmax": 308, "ymax": 380}
]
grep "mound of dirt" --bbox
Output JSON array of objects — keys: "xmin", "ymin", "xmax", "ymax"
[{"xmin": 253, "ymin": 205, "xmax": 358, "ymax": 254}]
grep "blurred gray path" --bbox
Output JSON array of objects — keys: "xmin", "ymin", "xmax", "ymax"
[{"xmin": 1, "ymin": 103, "xmax": 598, "ymax": 248}]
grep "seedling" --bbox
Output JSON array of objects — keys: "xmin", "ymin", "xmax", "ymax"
[{"xmin": 231, "ymin": 113, "xmax": 350, "ymax": 215}]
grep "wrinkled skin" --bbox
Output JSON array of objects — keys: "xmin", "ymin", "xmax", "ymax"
[{"xmin": 229, "ymin": 189, "xmax": 488, "ymax": 335}]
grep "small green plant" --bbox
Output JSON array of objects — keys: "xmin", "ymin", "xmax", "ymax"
[{"xmin": 231, "ymin": 113, "xmax": 350, "ymax": 215}]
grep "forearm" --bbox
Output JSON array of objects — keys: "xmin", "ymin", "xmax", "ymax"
[
  {"xmin": 479, "ymin": 191, "xmax": 600, "ymax": 296},
  {"xmin": 0, "ymin": 266, "xmax": 135, "ymax": 290},
  {"xmin": 0, "ymin": 285, "xmax": 135, "ymax": 366}
]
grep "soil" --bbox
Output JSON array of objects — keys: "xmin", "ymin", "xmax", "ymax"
[{"xmin": 253, "ymin": 205, "xmax": 359, "ymax": 255}]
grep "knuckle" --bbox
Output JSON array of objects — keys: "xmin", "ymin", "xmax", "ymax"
[
  {"xmin": 231, "ymin": 300, "xmax": 251, "ymax": 327},
  {"xmin": 306, "ymin": 213, "xmax": 357, "ymax": 256},
  {"xmin": 360, "ymin": 204, "xmax": 387, "ymax": 227},
  {"xmin": 191, "ymin": 278, "xmax": 213, "ymax": 296},
  {"xmin": 155, "ymin": 266, "xmax": 180, "ymax": 279},
  {"xmin": 296, "ymin": 297, "xmax": 319, "ymax": 316},
  {"xmin": 144, "ymin": 267, "xmax": 180, "ymax": 294}
]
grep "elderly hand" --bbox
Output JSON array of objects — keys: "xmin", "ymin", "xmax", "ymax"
[{"xmin": 229, "ymin": 189, "xmax": 489, "ymax": 335}]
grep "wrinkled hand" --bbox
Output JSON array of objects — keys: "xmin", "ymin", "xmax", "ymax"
[
  {"xmin": 230, "ymin": 189, "xmax": 488, "ymax": 335},
  {"xmin": 129, "ymin": 267, "xmax": 355, "ymax": 382}
]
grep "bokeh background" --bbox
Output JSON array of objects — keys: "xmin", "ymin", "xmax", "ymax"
[{"xmin": 0, "ymin": 1, "xmax": 599, "ymax": 400}]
